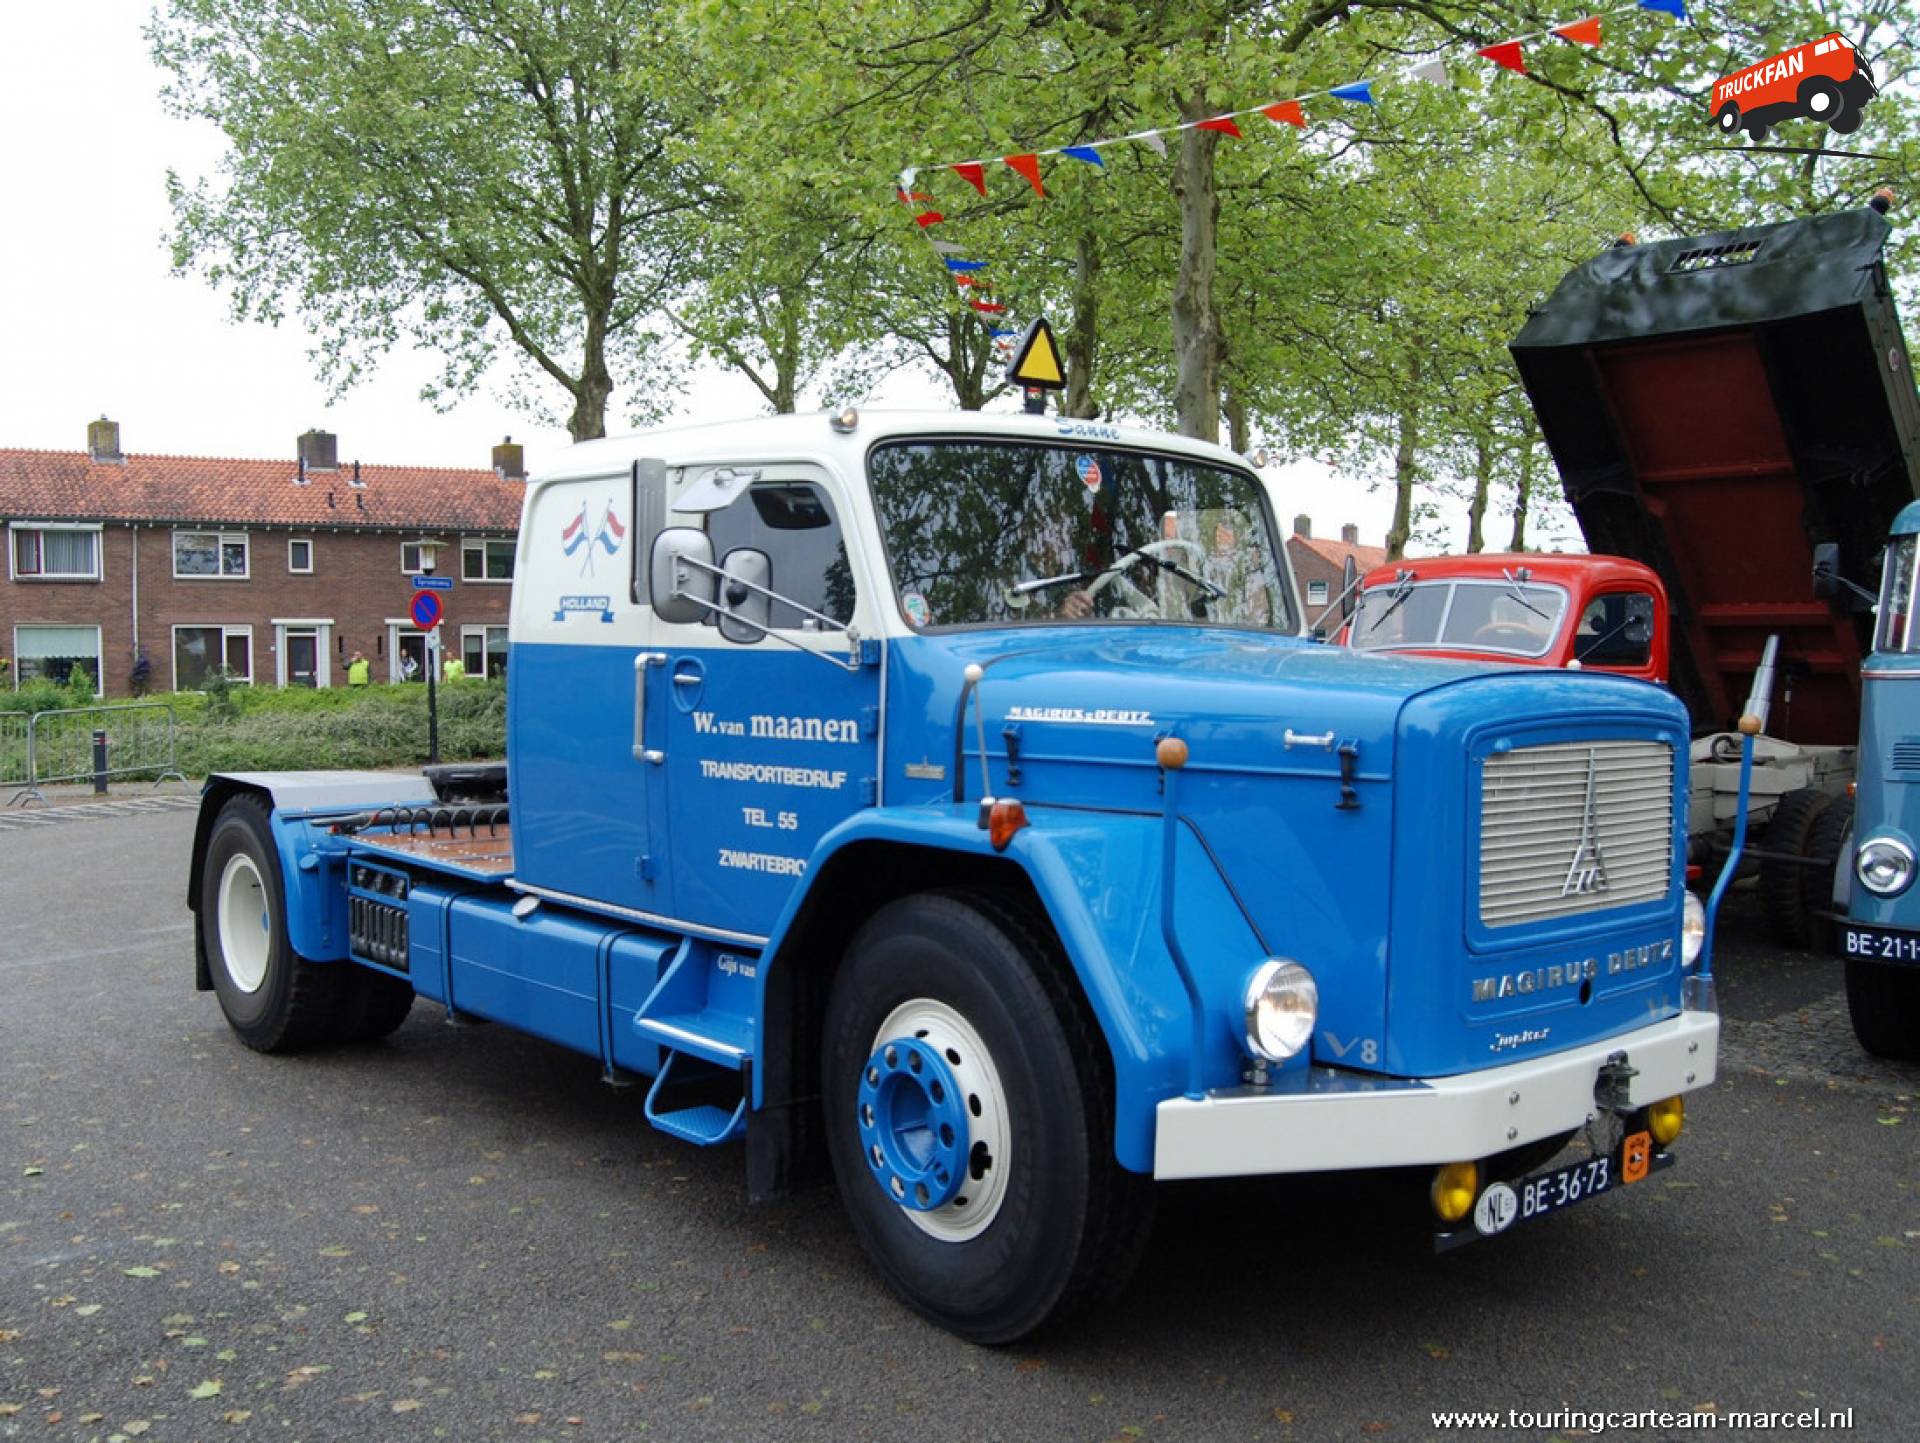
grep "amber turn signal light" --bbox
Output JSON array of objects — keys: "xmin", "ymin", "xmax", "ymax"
[{"xmin": 988, "ymin": 799, "xmax": 1028, "ymax": 851}]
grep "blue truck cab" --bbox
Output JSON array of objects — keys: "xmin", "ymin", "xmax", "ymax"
[
  {"xmin": 188, "ymin": 409, "xmax": 1719, "ymax": 1342},
  {"xmin": 1832, "ymin": 500, "xmax": 1920, "ymax": 1057}
]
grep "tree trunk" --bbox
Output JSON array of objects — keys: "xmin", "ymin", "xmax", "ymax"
[
  {"xmin": 1170, "ymin": 104, "xmax": 1222, "ymax": 441},
  {"xmin": 567, "ymin": 309, "xmax": 613, "ymax": 441},
  {"xmin": 1063, "ymin": 230, "xmax": 1100, "ymax": 419},
  {"xmin": 1384, "ymin": 352, "xmax": 1421, "ymax": 561},
  {"xmin": 1222, "ymin": 386, "xmax": 1249, "ymax": 453},
  {"xmin": 1466, "ymin": 433, "xmax": 1491, "ymax": 554},
  {"xmin": 1508, "ymin": 418, "xmax": 1537, "ymax": 552}
]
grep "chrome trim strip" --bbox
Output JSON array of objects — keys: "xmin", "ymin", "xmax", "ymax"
[
  {"xmin": 636, "ymin": 1018, "xmax": 748, "ymax": 1058},
  {"xmin": 505, "ymin": 881, "xmax": 770, "ymax": 947}
]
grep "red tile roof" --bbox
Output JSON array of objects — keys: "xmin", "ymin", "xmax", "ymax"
[
  {"xmin": 1290, "ymin": 532, "xmax": 1390, "ymax": 574},
  {"xmin": 0, "ymin": 449, "xmax": 523, "ymax": 532}
]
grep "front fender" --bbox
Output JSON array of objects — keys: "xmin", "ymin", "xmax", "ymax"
[{"xmin": 761, "ymin": 804, "xmax": 1273, "ymax": 1172}]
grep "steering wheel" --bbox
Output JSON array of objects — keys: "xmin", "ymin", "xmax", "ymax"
[
  {"xmin": 1083, "ymin": 539, "xmax": 1213, "ymax": 618},
  {"xmin": 1471, "ymin": 622, "xmax": 1544, "ymax": 650}
]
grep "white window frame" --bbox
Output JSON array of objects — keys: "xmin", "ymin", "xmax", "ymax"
[
  {"xmin": 270, "ymin": 617, "xmax": 334, "ymax": 688},
  {"xmin": 386, "ymin": 620, "xmax": 434, "ymax": 682},
  {"xmin": 173, "ymin": 529, "xmax": 250, "ymax": 580},
  {"xmin": 1307, "ymin": 580, "xmax": 1330, "ymax": 606},
  {"xmin": 461, "ymin": 536, "xmax": 515, "ymax": 583},
  {"xmin": 461, "ymin": 623, "xmax": 509, "ymax": 678},
  {"xmin": 401, "ymin": 541, "xmax": 426, "ymax": 576},
  {"xmin": 171, "ymin": 623, "xmax": 254, "ymax": 690},
  {"xmin": 8, "ymin": 522, "xmax": 102, "ymax": 582},
  {"xmin": 288, "ymin": 537, "xmax": 314, "ymax": 574},
  {"xmin": 11, "ymin": 623, "xmax": 102, "ymax": 694}
]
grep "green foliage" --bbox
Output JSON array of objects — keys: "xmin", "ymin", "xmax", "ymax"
[
  {"xmin": 199, "ymin": 666, "xmax": 241, "ymax": 721},
  {"xmin": 172, "ymin": 681, "xmax": 506, "ymax": 775}
]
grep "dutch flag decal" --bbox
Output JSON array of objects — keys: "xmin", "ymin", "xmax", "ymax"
[
  {"xmin": 596, "ymin": 507, "xmax": 626, "ymax": 555},
  {"xmin": 561, "ymin": 505, "xmax": 588, "ymax": 556}
]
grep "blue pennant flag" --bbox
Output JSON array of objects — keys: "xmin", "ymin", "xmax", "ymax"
[
  {"xmin": 989, "ymin": 328, "xmax": 1016, "ymax": 338},
  {"xmin": 1060, "ymin": 145, "xmax": 1105, "ymax": 167},
  {"xmin": 1638, "ymin": 0, "xmax": 1685, "ymax": 16},
  {"xmin": 944, "ymin": 257, "xmax": 988, "ymax": 273},
  {"xmin": 1329, "ymin": 80, "xmax": 1375, "ymax": 106}
]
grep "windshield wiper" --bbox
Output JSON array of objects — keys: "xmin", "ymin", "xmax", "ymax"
[
  {"xmin": 1500, "ymin": 566, "xmax": 1551, "ymax": 621},
  {"xmin": 1009, "ymin": 544, "xmax": 1225, "ymax": 602},
  {"xmin": 1366, "ymin": 569, "xmax": 1417, "ymax": 633}
]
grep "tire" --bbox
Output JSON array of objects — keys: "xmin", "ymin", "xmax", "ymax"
[
  {"xmin": 1715, "ymin": 102, "xmax": 1740, "ymax": 135},
  {"xmin": 199, "ymin": 795, "xmax": 343, "ymax": 1052},
  {"xmin": 1759, "ymin": 788, "xmax": 1832, "ymax": 949},
  {"xmin": 1802, "ymin": 796, "xmax": 1853, "ymax": 956},
  {"xmin": 1845, "ymin": 956, "xmax": 1920, "ymax": 1063},
  {"xmin": 1800, "ymin": 76, "xmax": 1844, "ymax": 126},
  {"xmin": 821, "ymin": 892, "xmax": 1153, "ymax": 1344},
  {"xmin": 1830, "ymin": 105, "xmax": 1864, "ymax": 135},
  {"xmin": 1748, "ymin": 121, "xmax": 1770, "ymax": 143},
  {"xmin": 333, "ymin": 966, "xmax": 416, "ymax": 1043}
]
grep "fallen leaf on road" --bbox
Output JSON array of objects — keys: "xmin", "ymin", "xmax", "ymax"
[
  {"xmin": 123, "ymin": 1422, "xmax": 152, "ymax": 1437},
  {"xmin": 1271, "ymin": 1411, "xmax": 1295, "ymax": 1424},
  {"xmin": 189, "ymin": 1380, "xmax": 224, "ymax": 1400},
  {"xmin": 392, "ymin": 1398, "xmax": 421, "ymax": 1413},
  {"xmin": 222, "ymin": 1410, "xmax": 252, "ymax": 1424},
  {"xmin": 217, "ymin": 1262, "xmax": 241, "ymax": 1276},
  {"xmin": 74, "ymin": 1306, "xmax": 102, "ymax": 1318},
  {"xmin": 344, "ymin": 1312, "xmax": 368, "ymax": 1324},
  {"xmin": 1014, "ymin": 1358, "xmax": 1047, "ymax": 1374},
  {"xmin": 79, "ymin": 1413, "xmax": 103, "ymax": 1424},
  {"xmin": 0, "ymin": 1330, "xmax": 22, "ymax": 1342},
  {"xmin": 22, "ymin": 1168, "xmax": 43, "ymax": 1178},
  {"xmin": 122, "ymin": 1268, "xmax": 160, "ymax": 1279},
  {"xmin": 0, "ymin": 1405, "xmax": 20, "ymax": 1418},
  {"xmin": 514, "ymin": 1412, "xmax": 541, "ymax": 1425}
]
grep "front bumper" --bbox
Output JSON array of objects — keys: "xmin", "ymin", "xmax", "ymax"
[{"xmin": 1152, "ymin": 1009, "xmax": 1718, "ymax": 1180}]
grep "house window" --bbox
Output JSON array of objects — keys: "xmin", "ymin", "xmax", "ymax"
[
  {"xmin": 461, "ymin": 537, "xmax": 515, "ymax": 581},
  {"xmin": 401, "ymin": 542, "xmax": 426, "ymax": 575},
  {"xmin": 12, "ymin": 624, "xmax": 101, "ymax": 691},
  {"xmin": 173, "ymin": 625, "xmax": 253, "ymax": 689},
  {"xmin": 10, "ymin": 525, "xmax": 101, "ymax": 581},
  {"xmin": 288, "ymin": 538, "xmax": 313, "ymax": 573},
  {"xmin": 462, "ymin": 624, "xmax": 509, "ymax": 680},
  {"xmin": 174, "ymin": 531, "xmax": 249, "ymax": 579},
  {"xmin": 1307, "ymin": 580, "xmax": 1330, "ymax": 606}
]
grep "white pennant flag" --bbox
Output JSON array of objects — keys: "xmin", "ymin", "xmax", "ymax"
[
  {"xmin": 1138, "ymin": 130, "xmax": 1168, "ymax": 157},
  {"xmin": 1409, "ymin": 60, "xmax": 1450, "ymax": 86},
  {"xmin": 928, "ymin": 239, "xmax": 969, "ymax": 255}
]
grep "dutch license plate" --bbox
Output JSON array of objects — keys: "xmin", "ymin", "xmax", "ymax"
[
  {"xmin": 1842, "ymin": 924, "xmax": 1920, "ymax": 965},
  {"xmin": 1438, "ymin": 1133, "xmax": 1665, "ymax": 1251}
]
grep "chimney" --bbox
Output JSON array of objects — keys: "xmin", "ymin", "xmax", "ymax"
[
  {"xmin": 492, "ymin": 435, "xmax": 526, "ymax": 481},
  {"xmin": 297, "ymin": 428, "xmax": 338, "ymax": 472},
  {"xmin": 87, "ymin": 415, "xmax": 123, "ymax": 464},
  {"xmin": 1293, "ymin": 513, "xmax": 1311, "ymax": 539},
  {"xmin": 1341, "ymin": 523, "xmax": 1359, "ymax": 545}
]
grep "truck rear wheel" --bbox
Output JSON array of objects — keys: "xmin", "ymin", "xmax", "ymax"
[
  {"xmin": 1802, "ymin": 795, "xmax": 1853, "ymax": 955},
  {"xmin": 199, "ymin": 795, "xmax": 343, "ymax": 1052},
  {"xmin": 1845, "ymin": 956, "xmax": 1920, "ymax": 1062},
  {"xmin": 334, "ymin": 967, "xmax": 416, "ymax": 1043},
  {"xmin": 1759, "ymin": 788, "xmax": 1831, "ymax": 949},
  {"xmin": 821, "ymin": 892, "xmax": 1152, "ymax": 1344}
]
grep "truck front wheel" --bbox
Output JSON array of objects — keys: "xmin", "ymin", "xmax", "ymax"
[
  {"xmin": 1846, "ymin": 957, "xmax": 1920, "ymax": 1062},
  {"xmin": 821, "ymin": 893, "xmax": 1151, "ymax": 1344},
  {"xmin": 199, "ymin": 795, "xmax": 342, "ymax": 1052}
]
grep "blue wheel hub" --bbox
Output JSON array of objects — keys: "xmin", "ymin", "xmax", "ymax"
[{"xmin": 857, "ymin": 1036, "xmax": 969, "ymax": 1211}]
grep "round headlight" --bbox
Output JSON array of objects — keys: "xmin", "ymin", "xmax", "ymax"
[
  {"xmin": 1680, "ymin": 891, "xmax": 1706, "ymax": 970},
  {"xmin": 1856, "ymin": 836, "xmax": 1916, "ymax": 897},
  {"xmin": 1243, "ymin": 960, "xmax": 1318, "ymax": 1062}
]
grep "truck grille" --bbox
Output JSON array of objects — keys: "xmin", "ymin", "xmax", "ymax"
[{"xmin": 1479, "ymin": 739, "xmax": 1673, "ymax": 928}]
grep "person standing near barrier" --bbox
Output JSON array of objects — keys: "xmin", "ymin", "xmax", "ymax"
[
  {"xmin": 347, "ymin": 651, "xmax": 370, "ymax": 687},
  {"xmin": 442, "ymin": 654, "xmax": 466, "ymax": 684}
]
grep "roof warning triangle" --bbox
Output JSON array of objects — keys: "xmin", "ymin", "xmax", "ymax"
[{"xmin": 1005, "ymin": 317, "xmax": 1065, "ymax": 390}]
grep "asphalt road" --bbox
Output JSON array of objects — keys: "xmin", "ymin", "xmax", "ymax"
[{"xmin": 2, "ymin": 806, "xmax": 1916, "ymax": 1443}]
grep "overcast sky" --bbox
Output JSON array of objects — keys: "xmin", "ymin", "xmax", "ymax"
[{"xmin": 0, "ymin": 2, "xmax": 1555, "ymax": 552}]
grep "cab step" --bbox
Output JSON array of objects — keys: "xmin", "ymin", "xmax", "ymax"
[
  {"xmin": 643, "ymin": 1051, "xmax": 746, "ymax": 1146},
  {"xmin": 631, "ymin": 937, "xmax": 758, "ymax": 1069}
]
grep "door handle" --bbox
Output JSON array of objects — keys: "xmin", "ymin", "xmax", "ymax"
[{"xmin": 632, "ymin": 652, "xmax": 666, "ymax": 763}]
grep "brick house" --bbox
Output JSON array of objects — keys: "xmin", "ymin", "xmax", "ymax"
[
  {"xmin": 1286, "ymin": 515, "xmax": 1389, "ymax": 633},
  {"xmin": 0, "ymin": 419, "xmax": 527, "ymax": 698}
]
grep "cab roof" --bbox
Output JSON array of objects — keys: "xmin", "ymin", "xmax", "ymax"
[{"xmin": 1359, "ymin": 552, "xmax": 1663, "ymax": 591}]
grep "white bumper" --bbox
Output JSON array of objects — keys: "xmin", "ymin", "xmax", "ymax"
[{"xmin": 1153, "ymin": 1009, "xmax": 1719, "ymax": 1181}]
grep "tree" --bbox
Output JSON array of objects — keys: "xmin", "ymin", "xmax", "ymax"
[{"xmin": 152, "ymin": 0, "xmax": 710, "ymax": 441}]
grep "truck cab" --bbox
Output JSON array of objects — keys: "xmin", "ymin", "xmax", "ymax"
[
  {"xmin": 188, "ymin": 409, "xmax": 1718, "ymax": 1343},
  {"xmin": 1342, "ymin": 552, "xmax": 1669, "ymax": 683}
]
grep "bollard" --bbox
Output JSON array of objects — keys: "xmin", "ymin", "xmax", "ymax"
[{"xmin": 92, "ymin": 729, "xmax": 109, "ymax": 795}]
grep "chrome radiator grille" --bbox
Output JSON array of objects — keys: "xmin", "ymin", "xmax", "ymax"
[{"xmin": 1479, "ymin": 739, "xmax": 1674, "ymax": 928}]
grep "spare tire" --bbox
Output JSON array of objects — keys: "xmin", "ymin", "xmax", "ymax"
[{"xmin": 1759, "ymin": 788, "xmax": 1832, "ymax": 949}]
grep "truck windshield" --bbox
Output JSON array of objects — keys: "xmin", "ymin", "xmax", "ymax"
[
  {"xmin": 1878, "ymin": 535, "xmax": 1916, "ymax": 653},
  {"xmin": 867, "ymin": 439, "xmax": 1296, "ymax": 632},
  {"xmin": 1350, "ymin": 578, "xmax": 1568, "ymax": 658}
]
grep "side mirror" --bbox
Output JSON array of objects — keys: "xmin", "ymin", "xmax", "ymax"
[
  {"xmin": 1340, "ymin": 556, "xmax": 1359, "ymax": 620},
  {"xmin": 717, "ymin": 547, "xmax": 772, "ymax": 644},
  {"xmin": 650, "ymin": 527, "xmax": 716, "ymax": 624},
  {"xmin": 1811, "ymin": 542, "xmax": 1841, "ymax": 601},
  {"xmin": 1623, "ymin": 616, "xmax": 1653, "ymax": 645}
]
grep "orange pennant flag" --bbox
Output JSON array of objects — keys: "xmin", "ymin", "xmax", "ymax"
[
  {"xmin": 1197, "ymin": 115, "xmax": 1243, "ymax": 138},
  {"xmin": 914, "ymin": 211, "xmax": 944, "ymax": 228},
  {"xmin": 1553, "ymin": 16, "xmax": 1602, "ymax": 46},
  {"xmin": 952, "ymin": 162, "xmax": 988, "ymax": 196},
  {"xmin": 1003, "ymin": 153, "xmax": 1044, "ymax": 196},
  {"xmin": 1478, "ymin": 40, "xmax": 1526, "ymax": 73},
  {"xmin": 1261, "ymin": 100, "xmax": 1306, "ymax": 128}
]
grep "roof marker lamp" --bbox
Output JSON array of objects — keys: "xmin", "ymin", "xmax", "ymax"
[
  {"xmin": 1680, "ymin": 891, "xmax": 1706, "ymax": 970},
  {"xmin": 1243, "ymin": 960, "xmax": 1318, "ymax": 1062},
  {"xmin": 829, "ymin": 405, "xmax": 860, "ymax": 434},
  {"xmin": 1856, "ymin": 835, "xmax": 1915, "ymax": 897}
]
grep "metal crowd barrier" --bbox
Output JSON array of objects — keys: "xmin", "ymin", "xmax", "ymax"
[
  {"xmin": 0, "ymin": 712, "xmax": 27, "ymax": 788},
  {"xmin": 8, "ymin": 703, "xmax": 188, "ymax": 807}
]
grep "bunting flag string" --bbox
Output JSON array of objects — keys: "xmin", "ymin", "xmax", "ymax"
[{"xmin": 896, "ymin": 0, "xmax": 1685, "ymax": 346}]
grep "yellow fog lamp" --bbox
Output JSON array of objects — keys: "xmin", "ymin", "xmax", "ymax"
[
  {"xmin": 1646, "ymin": 1095, "xmax": 1685, "ymax": 1147},
  {"xmin": 1430, "ymin": 1161, "xmax": 1480, "ymax": 1224}
]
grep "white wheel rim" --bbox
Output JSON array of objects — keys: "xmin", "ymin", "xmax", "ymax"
[
  {"xmin": 1811, "ymin": 92, "xmax": 1832, "ymax": 113},
  {"xmin": 871, "ymin": 998, "xmax": 1012, "ymax": 1242},
  {"xmin": 217, "ymin": 852, "xmax": 272, "ymax": 994}
]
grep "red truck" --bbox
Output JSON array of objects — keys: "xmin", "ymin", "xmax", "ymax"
[{"xmin": 1711, "ymin": 33, "xmax": 1877, "ymax": 142}]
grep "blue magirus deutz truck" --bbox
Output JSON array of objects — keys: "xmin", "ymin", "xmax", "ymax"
[{"xmin": 188, "ymin": 409, "xmax": 1718, "ymax": 1342}]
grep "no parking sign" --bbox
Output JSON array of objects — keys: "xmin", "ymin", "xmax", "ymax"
[{"xmin": 410, "ymin": 589, "xmax": 444, "ymax": 631}]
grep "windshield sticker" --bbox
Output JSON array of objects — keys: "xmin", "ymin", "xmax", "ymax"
[
  {"xmin": 553, "ymin": 594, "xmax": 614, "ymax": 623},
  {"xmin": 1056, "ymin": 420, "xmax": 1121, "ymax": 442},
  {"xmin": 1006, "ymin": 705, "xmax": 1154, "ymax": 727},
  {"xmin": 1076, "ymin": 454, "xmax": 1103, "ymax": 492},
  {"xmin": 903, "ymin": 591, "xmax": 931, "ymax": 627}
]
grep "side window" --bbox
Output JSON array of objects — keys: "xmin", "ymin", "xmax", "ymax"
[
  {"xmin": 703, "ymin": 481, "xmax": 855, "ymax": 630},
  {"xmin": 1574, "ymin": 592, "xmax": 1656, "ymax": 666}
]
